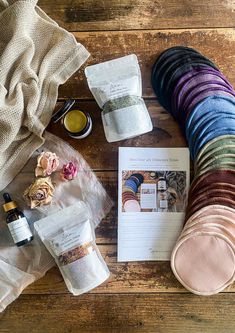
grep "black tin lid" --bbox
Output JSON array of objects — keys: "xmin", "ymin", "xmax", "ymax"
[{"xmin": 51, "ymin": 99, "xmax": 76, "ymax": 123}]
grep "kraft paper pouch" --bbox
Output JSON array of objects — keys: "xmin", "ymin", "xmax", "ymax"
[
  {"xmin": 0, "ymin": 132, "xmax": 113, "ymax": 312},
  {"xmin": 35, "ymin": 202, "xmax": 110, "ymax": 295}
]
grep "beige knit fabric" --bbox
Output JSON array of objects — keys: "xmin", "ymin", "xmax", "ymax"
[{"xmin": 0, "ymin": 0, "xmax": 90, "ymax": 190}]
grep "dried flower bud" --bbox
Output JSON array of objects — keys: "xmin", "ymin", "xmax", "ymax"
[
  {"xmin": 23, "ymin": 177, "xmax": 54, "ymax": 209},
  {"xmin": 35, "ymin": 152, "xmax": 59, "ymax": 177}
]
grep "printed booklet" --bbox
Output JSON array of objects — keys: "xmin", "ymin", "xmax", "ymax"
[{"xmin": 118, "ymin": 147, "xmax": 190, "ymax": 261}]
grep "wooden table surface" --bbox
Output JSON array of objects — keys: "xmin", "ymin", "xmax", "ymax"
[{"xmin": 1, "ymin": 1, "xmax": 235, "ymax": 332}]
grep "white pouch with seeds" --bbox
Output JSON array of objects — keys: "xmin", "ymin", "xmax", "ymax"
[
  {"xmin": 85, "ymin": 54, "xmax": 153, "ymax": 142},
  {"xmin": 34, "ymin": 201, "xmax": 110, "ymax": 295}
]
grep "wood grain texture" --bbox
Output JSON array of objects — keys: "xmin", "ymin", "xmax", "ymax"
[
  {"xmin": 38, "ymin": 0, "xmax": 235, "ymax": 31},
  {"xmin": 47, "ymin": 100, "xmax": 186, "ymax": 170},
  {"xmin": 57, "ymin": 28, "xmax": 235, "ymax": 99},
  {"xmin": 22, "ymin": 244, "xmax": 235, "ymax": 295},
  {"xmin": 23, "ymin": 245, "xmax": 185, "ymax": 294},
  {"xmin": 1, "ymin": 3, "xmax": 235, "ymax": 331},
  {"xmin": 1, "ymin": 293, "xmax": 235, "ymax": 333}
]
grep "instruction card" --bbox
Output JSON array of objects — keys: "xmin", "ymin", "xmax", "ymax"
[{"xmin": 118, "ymin": 147, "xmax": 190, "ymax": 261}]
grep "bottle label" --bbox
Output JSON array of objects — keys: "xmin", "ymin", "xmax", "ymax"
[
  {"xmin": 160, "ymin": 200, "xmax": 168, "ymax": 209},
  {"xmin": 158, "ymin": 180, "xmax": 166, "ymax": 190},
  {"xmin": 8, "ymin": 217, "xmax": 33, "ymax": 244}
]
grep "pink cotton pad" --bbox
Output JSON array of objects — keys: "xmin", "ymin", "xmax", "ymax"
[
  {"xmin": 183, "ymin": 215, "xmax": 235, "ymax": 237},
  {"xmin": 179, "ymin": 224, "xmax": 235, "ymax": 244},
  {"xmin": 185, "ymin": 205, "xmax": 235, "ymax": 226},
  {"xmin": 183, "ymin": 215, "xmax": 235, "ymax": 235},
  {"xmin": 124, "ymin": 200, "xmax": 141, "ymax": 212},
  {"xmin": 171, "ymin": 231, "xmax": 235, "ymax": 295}
]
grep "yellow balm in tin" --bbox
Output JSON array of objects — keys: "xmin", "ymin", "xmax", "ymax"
[
  {"xmin": 52, "ymin": 100, "xmax": 92, "ymax": 139},
  {"xmin": 64, "ymin": 110, "xmax": 87, "ymax": 133}
]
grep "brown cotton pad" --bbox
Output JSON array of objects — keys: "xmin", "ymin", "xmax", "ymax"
[
  {"xmin": 189, "ymin": 169, "xmax": 235, "ymax": 197},
  {"xmin": 187, "ymin": 196, "xmax": 235, "ymax": 216},
  {"xmin": 192, "ymin": 183, "xmax": 235, "ymax": 197},
  {"xmin": 188, "ymin": 189, "xmax": 235, "ymax": 208},
  {"xmin": 186, "ymin": 197, "xmax": 235, "ymax": 220},
  {"xmin": 189, "ymin": 182, "xmax": 235, "ymax": 199}
]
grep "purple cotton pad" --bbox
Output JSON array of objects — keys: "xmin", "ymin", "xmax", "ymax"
[
  {"xmin": 179, "ymin": 87, "xmax": 235, "ymax": 127},
  {"xmin": 172, "ymin": 68, "xmax": 234, "ymax": 119}
]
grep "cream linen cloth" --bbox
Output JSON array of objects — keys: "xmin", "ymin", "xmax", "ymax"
[
  {"xmin": 0, "ymin": 132, "xmax": 113, "ymax": 312},
  {"xmin": 0, "ymin": 0, "xmax": 89, "ymax": 190}
]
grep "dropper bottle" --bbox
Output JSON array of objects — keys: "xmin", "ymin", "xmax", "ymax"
[{"xmin": 3, "ymin": 193, "xmax": 33, "ymax": 246}]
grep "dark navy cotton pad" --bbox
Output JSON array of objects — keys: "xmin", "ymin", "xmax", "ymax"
[
  {"xmin": 152, "ymin": 46, "xmax": 202, "ymax": 79},
  {"xmin": 151, "ymin": 47, "xmax": 217, "ymax": 111},
  {"xmin": 165, "ymin": 65, "xmax": 222, "ymax": 112},
  {"xmin": 130, "ymin": 173, "xmax": 144, "ymax": 184}
]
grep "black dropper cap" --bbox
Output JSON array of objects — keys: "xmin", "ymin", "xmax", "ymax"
[{"xmin": 3, "ymin": 193, "xmax": 12, "ymax": 203}]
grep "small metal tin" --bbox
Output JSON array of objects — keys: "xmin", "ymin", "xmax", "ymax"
[{"xmin": 51, "ymin": 99, "xmax": 92, "ymax": 139}]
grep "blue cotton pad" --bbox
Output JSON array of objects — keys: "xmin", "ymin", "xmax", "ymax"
[
  {"xmin": 189, "ymin": 117, "xmax": 235, "ymax": 158},
  {"xmin": 186, "ymin": 96, "xmax": 235, "ymax": 137},
  {"xmin": 193, "ymin": 117, "xmax": 235, "ymax": 155},
  {"xmin": 124, "ymin": 179, "xmax": 138, "ymax": 193},
  {"xmin": 188, "ymin": 112, "xmax": 235, "ymax": 151}
]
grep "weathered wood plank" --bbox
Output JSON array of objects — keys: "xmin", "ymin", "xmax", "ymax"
[
  {"xmin": 38, "ymin": 0, "xmax": 235, "ymax": 31},
  {"xmin": 47, "ymin": 100, "xmax": 186, "ymax": 171},
  {"xmin": 1, "ymin": 293, "xmax": 235, "ymax": 333},
  {"xmin": 22, "ymin": 244, "xmax": 235, "ymax": 295},
  {"xmin": 56, "ymin": 29, "xmax": 235, "ymax": 99}
]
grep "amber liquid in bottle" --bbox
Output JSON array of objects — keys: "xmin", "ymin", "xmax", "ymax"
[{"xmin": 3, "ymin": 193, "xmax": 33, "ymax": 247}]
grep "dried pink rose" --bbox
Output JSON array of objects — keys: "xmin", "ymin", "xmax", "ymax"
[
  {"xmin": 60, "ymin": 162, "xmax": 78, "ymax": 181},
  {"xmin": 23, "ymin": 177, "xmax": 55, "ymax": 209},
  {"xmin": 35, "ymin": 152, "xmax": 59, "ymax": 177}
]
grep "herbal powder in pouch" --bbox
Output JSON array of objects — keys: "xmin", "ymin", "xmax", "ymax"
[
  {"xmin": 85, "ymin": 54, "xmax": 153, "ymax": 142},
  {"xmin": 34, "ymin": 202, "xmax": 110, "ymax": 295}
]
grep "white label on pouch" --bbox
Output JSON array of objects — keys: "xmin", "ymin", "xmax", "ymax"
[
  {"xmin": 49, "ymin": 221, "xmax": 93, "ymax": 256},
  {"xmin": 8, "ymin": 217, "xmax": 33, "ymax": 244}
]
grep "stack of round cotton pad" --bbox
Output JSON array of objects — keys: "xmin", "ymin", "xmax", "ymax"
[
  {"xmin": 122, "ymin": 173, "xmax": 143, "ymax": 212},
  {"xmin": 171, "ymin": 205, "xmax": 235, "ymax": 295},
  {"xmin": 152, "ymin": 46, "xmax": 235, "ymax": 295}
]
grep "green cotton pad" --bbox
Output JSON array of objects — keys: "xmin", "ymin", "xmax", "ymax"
[
  {"xmin": 195, "ymin": 135, "xmax": 235, "ymax": 162},
  {"xmin": 196, "ymin": 145, "xmax": 235, "ymax": 169},
  {"xmin": 198, "ymin": 154, "xmax": 235, "ymax": 169}
]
